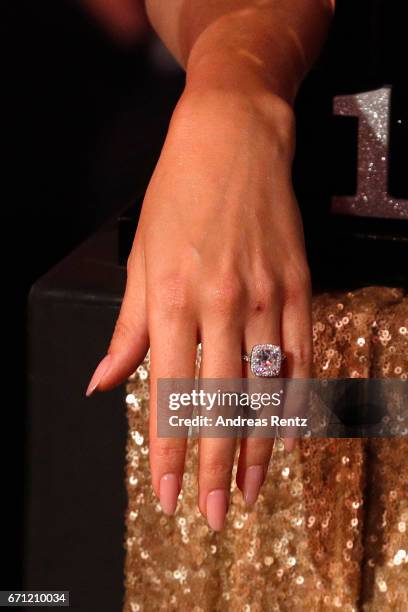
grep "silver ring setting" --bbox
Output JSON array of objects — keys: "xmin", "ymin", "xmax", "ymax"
[{"xmin": 243, "ymin": 344, "xmax": 285, "ymax": 377}]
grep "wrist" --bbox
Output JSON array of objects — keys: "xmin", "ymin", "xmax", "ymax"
[{"xmin": 172, "ymin": 81, "xmax": 296, "ymax": 163}]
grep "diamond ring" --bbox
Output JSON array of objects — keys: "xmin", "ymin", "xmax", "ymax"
[{"xmin": 242, "ymin": 344, "xmax": 285, "ymax": 377}]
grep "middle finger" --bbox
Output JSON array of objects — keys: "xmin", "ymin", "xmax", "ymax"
[{"xmin": 198, "ymin": 315, "xmax": 243, "ymax": 531}]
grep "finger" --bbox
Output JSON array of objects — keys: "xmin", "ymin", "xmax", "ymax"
[
  {"xmin": 280, "ymin": 276, "xmax": 313, "ymax": 451},
  {"xmin": 237, "ymin": 291, "xmax": 282, "ymax": 504},
  {"xmin": 148, "ymin": 283, "xmax": 197, "ymax": 516},
  {"xmin": 198, "ymin": 310, "xmax": 243, "ymax": 531},
  {"xmin": 86, "ymin": 242, "xmax": 149, "ymax": 395}
]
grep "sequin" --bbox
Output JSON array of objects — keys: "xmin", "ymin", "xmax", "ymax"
[
  {"xmin": 281, "ymin": 467, "xmax": 290, "ymax": 479},
  {"xmin": 393, "ymin": 550, "xmax": 406, "ymax": 566}
]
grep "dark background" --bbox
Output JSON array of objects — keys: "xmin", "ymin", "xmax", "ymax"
[
  {"xmin": 2, "ymin": 0, "xmax": 407, "ymax": 596},
  {"xmin": 2, "ymin": 0, "xmax": 184, "ymax": 591}
]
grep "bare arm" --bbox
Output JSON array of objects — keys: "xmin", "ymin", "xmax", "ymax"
[
  {"xmin": 146, "ymin": 0, "xmax": 335, "ymax": 104},
  {"xmin": 82, "ymin": 0, "xmax": 335, "ymax": 104}
]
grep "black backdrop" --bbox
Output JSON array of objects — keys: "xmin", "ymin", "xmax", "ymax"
[{"xmin": 2, "ymin": 0, "xmax": 184, "ymax": 590}]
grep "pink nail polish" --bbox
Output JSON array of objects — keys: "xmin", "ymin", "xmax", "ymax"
[
  {"xmin": 243, "ymin": 465, "xmax": 264, "ymax": 505},
  {"xmin": 206, "ymin": 489, "xmax": 227, "ymax": 531},
  {"xmin": 159, "ymin": 474, "xmax": 180, "ymax": 515},
  {"xmin": 284, "ymin": 438, "xmax": 296, "ymax": 452},
  {"xmin": 86, "ymin": 354, "xmax": 112, "ymax": 397}
]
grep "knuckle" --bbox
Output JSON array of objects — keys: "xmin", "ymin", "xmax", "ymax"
[
  {"xmin": 152, "ymin": 275, "xmax": 191, "ymax": 314},
  {"xmin": 111, "ymin": 317, "xmax": 133, "ymax": 345},
  {"xmin": 284, "ymin": 265, "xmax": 311, "ymax": 303},
  {"xmin": 290, "ymin": 343, "xmax": 313, "ymax": 369},
  {"xmin": 154, "ymin": 443, "xmax": 185, "ymax": 463},
  {"xmin": 249, "ymin": 276, "xmax": 281, "ymax": 314},
  {"xmin": 201, "ymin": 459, "xmax": 231, "ymax": 481},
  {"xmin": 203, "ymin": 276, "xmax": 244, "ymax": 313}
]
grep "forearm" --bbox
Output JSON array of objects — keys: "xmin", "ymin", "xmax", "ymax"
[{"xmin": 146, "ymin": 0, "xmax": 335, "ymax": 105}]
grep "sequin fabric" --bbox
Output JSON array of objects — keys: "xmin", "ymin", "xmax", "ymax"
[{"xmin": 124, "ymin": 287, "xmax": 408, "ymax": 611}]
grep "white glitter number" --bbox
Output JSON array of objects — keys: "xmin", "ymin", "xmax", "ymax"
[{"xmin": 332, "ymin": 86, "xmax": 408, "ymax": 219}]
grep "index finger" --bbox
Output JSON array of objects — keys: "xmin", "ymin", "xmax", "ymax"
[{"xmin": 148, "ymin": 288, "xmax": 198, "ymax": 515}]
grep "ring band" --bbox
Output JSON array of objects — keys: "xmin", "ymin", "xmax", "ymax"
[{"xmin": 242, "ymin": 343, "xmax": 285, "ymax": 377}]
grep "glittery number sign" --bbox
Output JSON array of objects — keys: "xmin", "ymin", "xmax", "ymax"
[{"xmin": 332, "ymin": 86, "xmax": 408, "ymax": 219}]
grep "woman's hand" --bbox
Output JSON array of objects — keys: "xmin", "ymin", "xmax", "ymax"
[
  {"xmin": 85, "ymin": 0, "xmax": 334, "ymax": 531},
  {"xmin": 86, "ymin": 86, "xmax": 312, "ymax": 530}
]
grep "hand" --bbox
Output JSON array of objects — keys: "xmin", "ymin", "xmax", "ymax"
[{"xmin": 86, "ymin": 87, "xmax": 312, "ymax": 530}]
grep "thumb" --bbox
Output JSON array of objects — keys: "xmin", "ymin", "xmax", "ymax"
[{"xmin": 86, "ymin": 252, "xmax": 149, "ymax": 396}]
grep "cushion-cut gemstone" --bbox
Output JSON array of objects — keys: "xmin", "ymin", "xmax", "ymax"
[{"xmin": 250, "ymin": 344, "xmax": 282, "ymax": 377}]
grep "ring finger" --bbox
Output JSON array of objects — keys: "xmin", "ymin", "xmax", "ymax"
[{"xmin": 237, "ymin": 296, "xmax": 282, "ymax": 504}]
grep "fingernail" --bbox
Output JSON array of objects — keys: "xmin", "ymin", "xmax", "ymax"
[
  {"xmin": 206, "ymin": 489, "xmax": 227, "ymax": 531},
  {"xmin": 284, "ymin": 438, "xmax": 296, "ymax": 452},
  {"xmin": 159, "ymin": 473, "xmax": 180, "ymax": 515},
  {"xmin": 86, "ymin": 355, "xmax": 112, "ymax": 397},
  {"xmin": 243, "ymin": 465, "xmax": 264, "ymax": 505}
]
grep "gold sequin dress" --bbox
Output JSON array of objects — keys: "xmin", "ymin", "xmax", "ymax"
[{"xmin": 124, "ymin": 287, "xmax": 408, "ymax": 612}]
